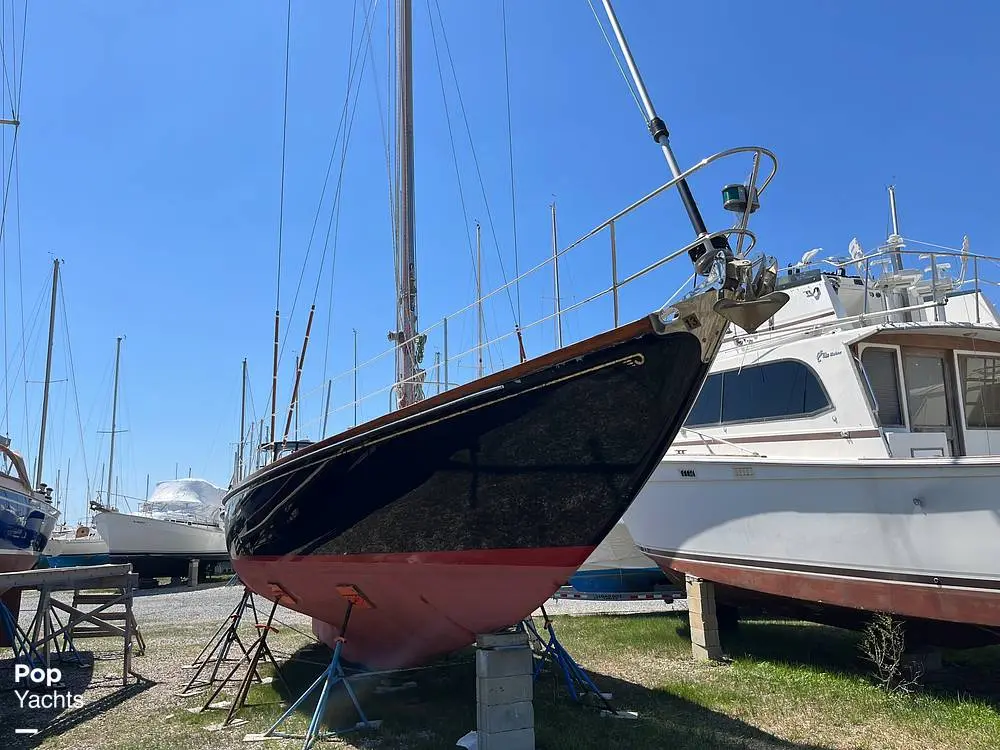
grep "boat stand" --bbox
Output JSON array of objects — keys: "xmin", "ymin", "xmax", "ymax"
[
  {"xmin": 190, "ymin": 597, "xmax": 289, "ymax": 728},
  {"xmin": 178, "ymin": 586, "xmax": 261, "ymax": 694},
  {"xmin": 245, "ymin": 602, "xmax": 381, "ymax": 749},
  {"xmin": 0, "ymin": 596, "xmax": 46, "ymax": 666},
  {"xmin": 0, "ymin": 565, "xmax": 142, "ymax": 686},
  {"xmin": 522, "ymin": 606, "xmax": 616, "ymax": 712}
]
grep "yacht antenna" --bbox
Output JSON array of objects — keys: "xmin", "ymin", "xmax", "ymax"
[{"xmin": 887, "ymin": 185, "xmax": 904, "ymax": 271}]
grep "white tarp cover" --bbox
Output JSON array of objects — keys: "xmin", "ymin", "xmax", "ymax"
[
  {"xmin": 139, "ymin": 478, "xmax": 226, "ymax": 525},
  {"xmin": 578, "ymin": 521, "xmax": 657, "ymax": 571}
]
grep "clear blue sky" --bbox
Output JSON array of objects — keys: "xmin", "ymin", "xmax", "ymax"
[{"xmin": 0, "ymin": 0, "xmax": 996, "ymax": 524}]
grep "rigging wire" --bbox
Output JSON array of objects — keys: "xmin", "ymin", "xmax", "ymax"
[
  {"xmin": 321, "ymin": 0, "xmax": 362, "ymax": 411},
  {"xmin": 1, "ymin": 273, "xmax": 45, "ymax": 413},
  {"xmin": 430, "ymin": 0, "xmax": 517, "ymax": 327},
  {"xmin": 424, "ymin": 2, "xmax": 496, "ymax": 373},
  {"xmin": 276, "ymin": 0, "xmax": 380, "ymax": 386},
  {"xmin": 585, "ymin": 0, "xmax": 646, "ymax": 124},
  {"xmin": 275, "ymin": 0, "xmax": 292, "ymax": 321},
  {"xmin": 500, "ymin": 0, "xmax": 521, "ymax": 327},
  {"xmin": 424, "ymin": 1, "xmax": 477, "ymax": 291},
  {"xmin": 312, "ymin": 1, "xmax": 379, "ymax": 308},
  {"xmin": 58, "ymin": 279, "xmax": 92, "ymax": 506}
]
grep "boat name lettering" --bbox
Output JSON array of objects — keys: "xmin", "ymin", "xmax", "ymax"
[{"xmin": 816, "ymin": 349, "xmax": 842, "ymax": 363}]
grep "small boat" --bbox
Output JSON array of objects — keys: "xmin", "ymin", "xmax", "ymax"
[
  {"xmin": 625, "ymin": 191, "xmax": 1000, "ymax": 642},
  {"xmin": 569, "ymin": 522, "xmax": 666, "ymax": 594},
  {"xmin": 0, "ymin": 439, "xmax": 59, "ymax": 580},
  {"xmin": 94, "ymin": 478, "xmax": 228, "ymax": 579},
  {"xmin": 41, "ymin": 525, "xmax": 110, "ymax": 568},
  {"xmin": 225, "ymin": 0, "xmax": 787, "ymax": 669}
]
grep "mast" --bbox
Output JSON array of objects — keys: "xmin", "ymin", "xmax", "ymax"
[
  {"xmin": 106, "ymin": 336, "xmax": 122, "ymax": 510},
  {"xmin": 35, "ymin": 258, "xmax": 60, "ymax": 489},
  {"xmin": 476, "ymin": 221, "xmax": 484, "ymax": 379},
  {"xmin": 599, "ymin": 1, "xmax": 722, "ymax": 270},
  {"xmin": 550, "ymin": 203, "xmax": 563, "ymax": 348},
  {"xmin": 391, "ymin": 0, "xmax": 423, "ymax": 409},
  {"xmin": 353, "ymin": 328, "xmax": 359, "ymax": 426},
  {"xmin": 238, "ymin": 358, "xmax": 247, "ymax": 480}
]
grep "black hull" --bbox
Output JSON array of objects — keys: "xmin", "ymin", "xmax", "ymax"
[{"xmin": 226, "ymin": 311, "xmax": 722, "ymax": 562}]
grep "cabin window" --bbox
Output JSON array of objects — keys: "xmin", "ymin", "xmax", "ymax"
[
  {"xmin": 959, "ymin": 355, "xmax": 1000, "ymax": 429},
  {"xmin": 860, "ymin": 347, "xmax": 905, "ymax": 428},
  {"xmin": 685, "ymin": 360, "xmax": 830, "ymax": 427}
]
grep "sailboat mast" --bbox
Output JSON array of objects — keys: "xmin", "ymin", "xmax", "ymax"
[
  {"xmin": 476, "ymin": 221, "xmax": 483, "ymax": 379},
  {"xmin": 238, "ymin": 358, "xmax": 247, "ymax": 480},
  {"xmin": 393, "ymin": 0, "xmax": 421, "ymax": 409},
  {"xmin": 34, "ymin": 257, "xmax": 60, "ymax": 489},
  {"xmin": 551, "ymin": 203, "xmax": 563, "ymax": 349},
  {"xmin": 106, "ymin": 336, "xmax": 122, "ymax": 509}
]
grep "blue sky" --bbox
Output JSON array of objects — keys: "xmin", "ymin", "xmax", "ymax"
[{"xmin": 0, "ymin": 0, "xmax": 997, "ymax": 524}]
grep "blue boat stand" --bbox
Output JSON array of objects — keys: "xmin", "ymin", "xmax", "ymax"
[
  {"xmin": 244, "ymin": 601, "xmax": 381, "ymax": 749},
  {"xmin": 521, "ymin": 605, "xmax": 615, "ymax": 712}
]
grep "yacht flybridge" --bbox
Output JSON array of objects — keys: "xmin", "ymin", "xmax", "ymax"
[{"xmin": 625, "ymin": 207, "xmax": 1000, "ymax": 640}]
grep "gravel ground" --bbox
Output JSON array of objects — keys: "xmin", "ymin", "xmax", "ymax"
[{"xmin": 1, "ymin": 582, "xmax": 684, "ymax": 749}]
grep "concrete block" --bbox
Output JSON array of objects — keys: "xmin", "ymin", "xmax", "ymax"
[
  {"xmin": 478, "ymin": 727, "xmax": 535, "ymax": 750},
  {"xmin": 477, "ymin": 631, "xmax": 527, "ymax": 650},
  {"xmin": 478, "ymin": 700, "xmax": 533, "ymax": 733},
  {"xmin": 692, "ymin": 641, "xmax": 723, "ymax": 662},
  {"xmin": 476, "ymin": 647, "xmax": 533, "ymax": 679},
  {"xmin": 188, "ymin": 558, "xmax": 199, "ymax": 587},
  {"xmin": 476, "ymin": 675, "xmax": 533, "ymax": 705},
  {"xmin": 686, "ymin": 588, "xmax": 716, "ymax": 616},
  {"xmin": 689, "ymin": 622, "xmax": 721, "ymax": 650}
]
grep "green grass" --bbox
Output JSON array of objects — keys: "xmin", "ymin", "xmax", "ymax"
[
  {"xmin": 22, "ymin": 611, "xmax": 1000, "ymax": 749},
  {"xmin": 166, "ymin": 612, "xmax": 1000, "ymax": 750}
]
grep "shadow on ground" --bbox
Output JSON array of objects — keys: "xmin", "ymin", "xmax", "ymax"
[
  {"xmin": 0, "ymin": 650, "xmax": 154, "ymax": 750},
  {"xmin": 264, "ymin": 641, "xmax": 831, "ymax": 750}
]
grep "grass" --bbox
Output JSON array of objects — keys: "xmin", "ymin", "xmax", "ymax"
[
  {"xmin": 9, "ymin": 610, "xmax": 1000, "ymax": 749},
  {"xmin": 164, "ymin": 612, "xmax": 1000, "ymax": 750}
]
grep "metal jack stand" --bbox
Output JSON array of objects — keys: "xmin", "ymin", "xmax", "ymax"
[
  {"xmin": 0, "ymin": 597, "xmax": 44, "ymax": 666},
  {"xmin": 191, "ymin": 597, "xmax": 289, "ymax": 728},
  {"xmin": 522, "ymin": 606, "xmax": 620, "ymax": 714},
  {"xmin": 179, "ymin": 586, "xmax": 260, "ymax": 694},
  {"xmin": 245, "ymin": 599, "xmax": 381, "ymax": 749}
]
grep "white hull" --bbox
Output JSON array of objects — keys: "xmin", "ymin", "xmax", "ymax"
[
  {"xmin": 93, "ymin": 511, "xmax": 226, "ymax": 557},
  {"xmin": 625, "ymin": 456, "xmax": 1000, "ymax": 626},
  {"xmin": 43, "ymin": 534, "xmax": 109, "ymax": 557}
]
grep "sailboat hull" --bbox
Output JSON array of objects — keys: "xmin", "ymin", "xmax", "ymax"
[{"xmin": 226, "ymin": 311, "xmax": 723, "ymax": 669}]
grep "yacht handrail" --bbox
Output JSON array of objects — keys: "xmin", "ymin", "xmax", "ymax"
[
  {"xmin": 726, "ymin": 298, "xmax": 949, "ymax": 355},
  {"xmin": 244, "ymin": 145, "xmax": 780, "ymax": 473},
  {"xmin": 675, "ymin": 426, "xmax": 764, "ymax": 457}
]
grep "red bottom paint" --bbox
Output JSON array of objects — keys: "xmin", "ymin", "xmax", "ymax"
[
  {"xmin": 0, "ymin": 551, "xmax": 37, "ymax": 647},
  {"xmin": 657, "ymin": 555, "xmax": 1000, "ymax": 628},
  {"xmin": 232, "ymin": 546, "xmax": 594, "ymax": 670}
]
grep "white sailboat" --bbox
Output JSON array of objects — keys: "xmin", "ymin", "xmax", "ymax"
[
  {"xmin": 94, "ymin": 478, "xmax": 228, "ymax": 579},
  {"xmin": 625, "ymin": 188, "xmax": 1000, "ymax": 641},
  {"xmin": 89, "ymin": 337, "xmax": 228, "ymax": 579}
]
